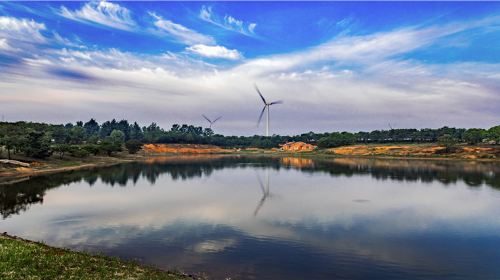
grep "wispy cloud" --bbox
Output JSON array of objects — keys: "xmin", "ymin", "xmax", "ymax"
[
  {"xmin": 150, "ymin": 12, "xmax": 214, "ymax": 45},
  {"xmin": 51, "ymin": 47, "xmax": 215, "ymax": 74},
  {"xmin": 0, "ymin": 10, "xmax": 499, "ymax": 134},
  {"xmin": 234, "ymin": 16, "xmax": 500, "ymax": 77},
  {"xmin": 0, "ymin": 38, "xmax": 14, "ymax": 51},
  {"xmin": 59, "ymin": 0, "xmax": 136, "ymax": 31},
  {"xmin": 200, "ymin": 6, "xmax": 257, "ymax": 37},
  {"xmin": 0, "ymin": 16, "xmax": 47, "ymax": 43},
  {"xmin": 52, "ymin": 32, "xmax": 85, "ymax": 49},
  {"xmin": 186, "ymin": 44, "xmax": 243, "ymax": 60}
]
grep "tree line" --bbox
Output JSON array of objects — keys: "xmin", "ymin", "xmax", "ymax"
[{"xmin": 0, "ymin": 119, "xmax": 499, "ymax": 159}]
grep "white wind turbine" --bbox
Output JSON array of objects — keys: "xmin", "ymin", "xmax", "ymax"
[
  {"xmin": 255, "ymin": 84, "xmax": 283, "ymax": 137},
  {"xmin": 202, "ymin": 115, "xmax": 222, "ymax": 129}
]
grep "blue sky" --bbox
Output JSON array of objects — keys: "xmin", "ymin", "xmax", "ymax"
[{"xmin": 0, "ymin": 1, "xmax": 499, "ymax": 135}]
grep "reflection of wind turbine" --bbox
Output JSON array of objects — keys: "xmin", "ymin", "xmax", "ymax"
[
  {"xmin": 255, "ymin": 85, "xmax": 283, "ymax": 137},
  {"xmin": 254, "ymin": 170, "xmax": 272, "ymax": 217},
  {"xmin": 202, "ymin": 115, "xmax": 222, "ymax": 129}
]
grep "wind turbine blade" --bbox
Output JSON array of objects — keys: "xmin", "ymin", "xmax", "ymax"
[
  {"xmin": 254, "ymin": 84, "xmax": 267, "ymax": 104},
  {"xmin": 256, "ymin": 174, "xmax": 266, "ymax": 194},
  {"xmin": 269, "ymin": 100, "xmax": 283, "ymax": 105},
  {"xmin": 202, "ymin": 114, "xmax": 211, "ymax": 123},
  {"xmin": 213, "ymin": 116, "xmax": 222, "ymax": 123},
  {"xmin": 253, "ymin": 196, "xmax": 266, "ymax": 216},
  {"xmin": 257, "ymin": 106, "xmax": 266, "ymax": 127}
]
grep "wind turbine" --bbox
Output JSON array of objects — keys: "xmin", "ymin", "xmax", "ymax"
[
  {"xmin": 254, "ymin": 170, "xmax": 273, "ymax": 217},
  {"xmin": 255, "ymin": 84, "xmax": 283, "ymax": 137},
  {"xmin": 202, "ymin": 115, "xmax": 222, "ymax": 129}
]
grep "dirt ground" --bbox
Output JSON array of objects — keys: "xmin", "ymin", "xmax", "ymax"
[
  {"xmin": 142, "ymin": 144, "xmax": 232, "ymax": 154},
  {"xmin": 329, "ymin": 144, "xmax": 500, "ymax": 160}
]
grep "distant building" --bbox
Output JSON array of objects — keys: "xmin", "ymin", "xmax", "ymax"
[{"xmin": 280, "ymin": 141, "xmax": 316, "ymax": 152}]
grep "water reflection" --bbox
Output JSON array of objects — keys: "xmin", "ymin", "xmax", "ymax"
[
  {"xmin": 1, "ymin": 156, "xmax": 500, "ymax": 279},
  {"xmin": 2, "ymin": 156, "xmax": 499, "ymax": 220},
  {"xmin": 254, "ymin": 170, "xmax": 273, "ymax": 217}
]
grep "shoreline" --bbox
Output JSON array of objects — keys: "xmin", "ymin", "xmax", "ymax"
[
  {"xmin": 0, "ymin": 156, "xmax": 141, "ymax": 184},
  {"xmin": 0, "ymin": 233, "xmax": 193, "ymax": 280},
  {"xmin": 1, "ymin": 149, "xmax": 499, "ymax": 183}
]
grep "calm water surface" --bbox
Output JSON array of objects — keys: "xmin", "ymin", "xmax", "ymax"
[{"xmin": 2, "ymin": 156, "xmax": 500, "ymax": 279}]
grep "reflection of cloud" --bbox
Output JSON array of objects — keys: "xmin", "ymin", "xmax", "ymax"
[
  {"xmin": 191, "ymin": 238, "xmax": 237, "ymax": 253},
  {"xmin": 2, "ymin": 158, "xmax": 500, "ymax": 278}
]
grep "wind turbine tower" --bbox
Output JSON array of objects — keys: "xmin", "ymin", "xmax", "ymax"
[
  {"xmin": 254, "ymin": 169, "xmax": 272, "ymax": 217},
  {"xmin": 255, "ymin": 84, "xmax": 283, "ymax": 137}
]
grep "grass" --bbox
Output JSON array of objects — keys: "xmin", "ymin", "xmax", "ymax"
[{"xmin": 0, "ymin": 234, "xmax": 190, "ymax": 280}]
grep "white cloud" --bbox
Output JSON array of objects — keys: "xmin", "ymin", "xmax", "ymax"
[
  {"xmin": 186, "ymin": 44, "xmax": 243, "ymax": 60},
  {"xmin": 60, "ymin": 0, "xmax": 136, "ymax": 31},
  {"xmin": 52, "ymin": 32, "xmax": 85, "ymax": 49},
  {"xmin": 1, "ymin": 14, "xmax": 499, "ymax": 134},
  {"xmin": 0, "ymin": 38, "xmax": 14, "ymax": 51},
  {"xmin": 232, "ymin": 17, "xmax": 500, "ymax": 78},
  {"xmin": 200, "ymin": 6, "xmax": 257, "ymax": 37},
  {"xmin": 0, "ymin": 16, "xmax": 46, "ymax": 43},
  {"xmin": 150, "ymin": 12, "xmax": 214, "ymax": 45},
  {"xmin": 50, "ymin": 48, "xmax": 215, "ymax": 76}
]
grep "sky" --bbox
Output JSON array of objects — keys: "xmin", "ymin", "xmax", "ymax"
[{"xmin": 0, "ymin": 1, "xmax": 499, "ymax": 136}]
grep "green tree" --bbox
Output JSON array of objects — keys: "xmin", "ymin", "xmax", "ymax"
[
  {"xmin": 110, "ymin": 129, "xmax": 125, "ymax": 144},
  {"xmin": 100, "ymin": 130, "xmax": 124, "ymax": 156},
  {"xmin": 125, "ymin": 139, "xmax": 143, "ymax": 154},
  {"xmin": 51, "ymin": 125, "xmax": 69, "ymax": 144},
  {"xmin": 82, "ymin": 144, "xmax": 101, "ymax": 156},
  {"xmin": 437, "ymin": 134, "xmax": 458, "ymax": 153},
  {"xmin": 100, "ymin": 138, "xmax": 120, "ymax": 156},
  {"xmin": 463, "ymin": 128, "xmax": 486, "ymax": 145},
  {"xmin": 68, "ymin": 145, "xmax": 90, "ymax": 158},
  {"xmin": 0, "ymin": 125, "xmax": 25, "ymax": 160},
  {"xmin": 83, "ymin": 118, "xmax": 100, "ymax": 137},
  {"xmin": 203, "ymin": 128, "xmax": 214, "ymax": 137},
  {"xmin": 487, "ymin": 125, "xmax": 500, "ymax": 144},
  {"xmin": 23, "ymin": 131, "xmax": 52, "ymax": 159},
  {"xmin": 129, "ymin": 122, "xmax": 144, "ymax": 141},
  {"xmin": 143, "ymin": 122, "xmax": 163, "ymax": 143},
  {"xmin": 117, "ymin": 119, "xmax": 130, "ymax": 140},
  {"xmin": 86, "ymin": 134, "xmax": 99, "ymax": 144},
  {"xmin": 52, "ymin": 144, "xmax": 70, "ymax": 159},
  {"xmin": 69, "ymin": 126, "xmax": 86, "ymax": 144},
  {"xmin": 100, "ymin": 119, "xmax": 117, "ymax": 138},
  {"xmin": 317, "ymin": 132, "xmax": 355, "ymax": 148}
]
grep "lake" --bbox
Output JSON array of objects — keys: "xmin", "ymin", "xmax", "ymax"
[{"xmin": 2, "ymin": 155, "xmax": 500, "ymax": 279}]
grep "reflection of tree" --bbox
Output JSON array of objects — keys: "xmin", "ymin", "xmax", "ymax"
[{"xmin": 1, "ymin": 156, "xmax": 499, "ymax": 219}]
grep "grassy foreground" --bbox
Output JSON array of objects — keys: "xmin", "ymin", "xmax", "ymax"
[{"xmin": 0, "ymin": 234, "xmax": 190, "ymax": 280}]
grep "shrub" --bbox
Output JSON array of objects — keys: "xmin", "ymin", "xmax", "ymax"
[
  {"xmin": 317, "ymin": 132, "xmax": 355, "ymax": 148},
  {"xmin": 437, "ymin": 134, "xmax": 458, "ymax": 153},
  {"xmin": 52, "ymin": 144, "xmax": 70, "ymax": 159},
  {"xmin": 68, "ymin": 145, "xmax": 89, "ymax": 158},
  {"xmin": 100, "ymin": 137, "xmax": 122, "ymax": 156},
  {"xmin": 82, "ymin": 144, "xmax": 101, "ymax": 156},
  {"xmin": 125, "ymin": 139, "xmax": 143, "ymax": 154}
]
